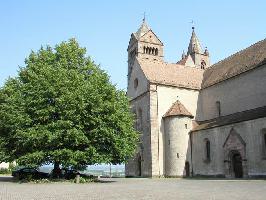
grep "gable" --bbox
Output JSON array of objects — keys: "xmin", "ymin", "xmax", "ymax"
[
  {"xmin": 223, "ymin": 128, "xmax": 246, "ymax": 148},
  {"xmin": 127, "ymin": 59, "xmax": 149, "ymax": 100},
  {"xmin": 139, "ymin": 30, "xmax": 163, "ymax": 46}
]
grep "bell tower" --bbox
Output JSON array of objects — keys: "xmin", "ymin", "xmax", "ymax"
[
  {"xmin": 127, "ymin": 19, "xmax": 164, "ymax": 80},
  {"xmin": 186, "ymin": 27, "xmax": 210, "ymax": 69}
]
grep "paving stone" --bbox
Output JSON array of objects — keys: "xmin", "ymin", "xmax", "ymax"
[{"xmin": 0, "ymin": 176, "xmax": 265, "ymax": 200}]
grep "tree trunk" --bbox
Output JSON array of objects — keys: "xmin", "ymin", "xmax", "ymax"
[{"xmin": 53, "ymin": 161, "xmax": 61, "ymax": 178}]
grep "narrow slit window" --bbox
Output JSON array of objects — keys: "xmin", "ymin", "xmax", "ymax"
[
  {"xmin": 206, "ymin": 140, "xmax": 210, "ymax": 160},
  {"xmin": 216, "ymin": 101, "xmax": 221, "ymax": 117}
]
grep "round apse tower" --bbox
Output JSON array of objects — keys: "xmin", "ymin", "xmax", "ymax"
[{"xmin": 163, "ymin": 100, "xmax": 193, "ymax": 177}]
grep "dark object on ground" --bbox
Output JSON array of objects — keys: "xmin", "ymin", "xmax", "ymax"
[
  {"xmin": 50, "ymin": 168, "xmax": 92, "ymax": 180},
  {"xmin": 62, "ymin": 169, "xmax": 93, "ymax": 180},
  {"xmin": 50, "ymin": 168, "xmax": 63, "ymax": 179},
  {"xmin": 11, "ymin": 167, "xmax": 49, "ymax": 180}
]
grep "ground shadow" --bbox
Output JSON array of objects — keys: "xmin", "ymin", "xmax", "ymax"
[
  {"xmin": 183, "ymin": 177, "xmax": 266, "ymax": 181},
  {"xmin": 0, "ymin": 175, "xmax": 117, "ymax": 184},
  {"xmin": 95, "ymin": 179, "xmax": 116, "ymax": 183},
  {"xmin": 0, "ymin": 176, "xmax": 15, "ymax": 182}
]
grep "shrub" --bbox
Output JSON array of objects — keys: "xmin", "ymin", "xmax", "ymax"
[
  {"xmin": 0, "ymin": 167, "xmax": 10, "ymax": 174},
  {"xmin": 74, "ymin": 176, "xmax": 94, "ymax": 183}
]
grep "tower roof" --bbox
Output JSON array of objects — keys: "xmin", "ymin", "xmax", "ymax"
[
  {"xmin": 163, "ymin": 100, "xmax": 194, "ymax": 118},
  {"xmin": 134, "ymin": 20, "xmax": 151, "ymax": 39},
  {"xmin": 137, "ymin": 58, "xmax": 204, "ymax": 90},
  {"xmin": 187, "ymin": 27, "xmax": 203, "ymax": 55}
]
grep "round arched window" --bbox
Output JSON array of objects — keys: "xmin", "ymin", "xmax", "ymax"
[
  {"xmin": 201, "ymin": 60, "xmax": 206, "ymax": 69},
  {"xmin": 134, "ymin": 78, "xmax": 138, "ymax": 89}
]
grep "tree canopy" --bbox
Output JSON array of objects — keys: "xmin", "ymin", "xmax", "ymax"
[{"xmin": 0, "ymin": 39, "xmax": 138, "ymax": 170}]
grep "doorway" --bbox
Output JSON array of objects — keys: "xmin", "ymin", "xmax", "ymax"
[
  {"xmin": 185, "ymin": 162, "xmax": 190, "ymax": 177},
  {"xmin": 232, "ymin": 152, "xmax": 243, "ymax": 178},
  {"xmin": 137, "ymin": 155, "xmax": 142, "ymax": 177}
]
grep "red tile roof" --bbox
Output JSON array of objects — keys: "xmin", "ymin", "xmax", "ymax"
[
  {"xmin": 202, "ymin": 38, "xmax": 266, "ymax": 88},
  {"xmin": 137, "ymin": 58, "xmax": 204, "ymax": 90},
  {"xmin": 163, "ymin": 100, "xmax": 193, "ymax": 118}
]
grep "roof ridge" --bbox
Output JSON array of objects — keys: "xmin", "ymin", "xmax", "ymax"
[
  {"xmin": 202, "ymin": 37, "xmax": 266, "ymax": 88},
  {"xmin": 206, "ymin": 38, "xmax": 266, "ymax": 71}
]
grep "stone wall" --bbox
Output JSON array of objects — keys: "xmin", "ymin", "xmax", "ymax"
[
  {"xmin": 125, "ymin": 92, "xmax": 151, "ymax": 177},
  {"xmin": 191, "ymin": 117, "xmax": 266, "ymax": 177},
  {"xmin": 126, "ymin": 55, "xmax": 152, "ymax": 177},
  {"xmin": 196, "ymin": 64, "xmax": 266, "ymax": 121}
]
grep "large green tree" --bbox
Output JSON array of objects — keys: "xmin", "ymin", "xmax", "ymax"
[{"xmin": 0, "ymin": 39, "xmax": 138, "ymax": 170}]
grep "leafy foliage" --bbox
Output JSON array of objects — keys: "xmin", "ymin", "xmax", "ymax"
[{"xmin": 0, "ymin": 39, "xmax": 138, "ymax": 169}]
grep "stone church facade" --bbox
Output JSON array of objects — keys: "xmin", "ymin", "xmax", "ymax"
[{"xmin": 125, "ymin": 20, "xmax": 266, "ymax": 178}]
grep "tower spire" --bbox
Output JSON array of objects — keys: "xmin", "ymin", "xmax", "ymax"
[
  {"xmin": 190, "ymin": 20, "xmax": 195, "ymax": 30},
  {"xmin": 181, "ymin": 50, "xmax": 186, "ymax": 59},
  {"xmin": 187, "ymin": 26, "xmax": 203, "ymax": 55},
  {"xmin": 135, "ymin": 16, "xmax": 150, "ymax": 39}
]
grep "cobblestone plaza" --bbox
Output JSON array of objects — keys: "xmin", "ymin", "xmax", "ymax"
[{"xmin": 0, "ymin": 176, "xmax": 265, "ymax": 200}]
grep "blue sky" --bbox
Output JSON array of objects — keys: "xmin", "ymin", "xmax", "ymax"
[{"xmin": 1, "ymin": 0, "xmax": 266, "ymax": 89}]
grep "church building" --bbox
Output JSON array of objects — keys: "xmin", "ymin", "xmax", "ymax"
[{"xmin": 125, "ymin": 19, "xmax": 266, "ymax": 178}]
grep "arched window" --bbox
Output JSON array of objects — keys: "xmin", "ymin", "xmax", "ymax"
[
  {"xmin": 201, "ymin": 60, "xmax": 206, "ymax": 69},
  {"xmin": 204, "ymin": 138, "xmax": 211, "ymax": 161},
  {"xmin": 152, "ymin": 48, "xmax": 155, "ymax": 55},
  {"xmin": 261, "ymin": 129, "xmax": 266, "ymax": 159},
  {"xmin": 216, "ymin": 101, "xmax": 221, "ymax": 117},
  {"xmin": 206, "ymin": 140, "xmax": 210, "ymax": 160},
  {"xmin": 155, "ymin": 48, "xmax": 158, "ymax": 56},
  {"xmin": 134, "ymin": 78, "xmax": 138, "ymax": 89},
  {"xmin": 263, "ymin": 130, "xmax": 266, "ymax": 147},
  {"xmin": 138, "ymin": 108, "xmax": 143, "ymax": 131},
  {"xmin": 132, "ymin": 108, "xmax": 137, "ymax": 129},
  {"xmin": 143, "ymin": 46, "xmax": 146, "ymax": 54}
]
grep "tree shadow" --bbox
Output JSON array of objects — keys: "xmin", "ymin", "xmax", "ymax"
[
  {"xmin": 0, "ymin": 176, "xmax": 15, "ymax": 182},
  {"xmin": 95, "ymin": 179, "xmax": 116, "ymax": 183}
]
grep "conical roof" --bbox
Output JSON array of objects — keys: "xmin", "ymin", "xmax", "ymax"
[
  {"xmin": 187, "ymin": 27, "xmax": 203, "ymax": 55},
  {"xmin": 135, "ymin": 20, "xmax": 150, "ymax": 39},
  {"xmin": 163, "ymin": 100, "xmax": 194, "ymax": 118}
]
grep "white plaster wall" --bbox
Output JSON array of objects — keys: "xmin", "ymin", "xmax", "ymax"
[
  {"xmin": 192, "ymin": 117, "xmax": 266, "ymax": 177},
  {"xmin": 197, "ymin": 65, "xmax": 266, "ymax": 121},
  {"xmin": 164, "ymin": 116, "xmax": 192, "ymax": 176},
  {"xmin": 156, "ymin": 85, "xmax": 199, "ymax": 176}
]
